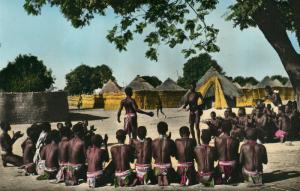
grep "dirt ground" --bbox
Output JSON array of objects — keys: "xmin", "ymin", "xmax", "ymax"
[{"xmin": 1, "ymin": 108, "xmax": 300, "ymax": 191}]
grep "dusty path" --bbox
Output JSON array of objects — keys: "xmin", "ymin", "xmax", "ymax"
[{"xmin": 1, "ymin": 108, "xmax": 300, "ymax": 190}]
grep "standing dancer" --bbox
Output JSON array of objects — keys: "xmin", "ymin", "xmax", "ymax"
[
  {"xmin": 180, "ymin": 83, "xmax": 204, "ymax": 145},
  {"xmin": 117, "ymin": 87, "xmax": 154, "ymax": 142}
]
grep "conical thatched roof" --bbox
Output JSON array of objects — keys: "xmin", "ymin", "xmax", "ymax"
[
  {"xmin": 127, "ymin": 75, "xmax": 154, "ymax": 91},
  {"xmin": 285, "ymin": 79, "xmax": 293, "ymax": 87},
  {"xmin": 242, "ymin": 83, "xmax": 256, "ymax": 89},
  {"xmin": 197, "ymin": 67, "xmax": 243, "ymax": 97},
  {"xmin": 156, "ymin": 78, "xmax": 185, "ymax": 91},
  {"xmin": 100, "ymin": 80, "xmax": 122, "ymax": 94},
  {"xmin": 233, "ymin": 82, "xmax": 242, "ymax": 89},
  {"xmin": 257, "ymin": 76, "xmax": 284, "ymax": 88}
]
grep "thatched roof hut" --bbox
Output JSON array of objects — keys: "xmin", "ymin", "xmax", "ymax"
[
  {"xmin": 101, "ymin": 80, "xmax": 122, "ymax": 94},
  {"xmin": 127, "ymin": 75, "xmax": 155, "ymax": 91},
  {"xmin": 285, "ymin": 79, "xmax": 293, "ymax": 88},
  {"xmin": 156, "ymin": 78, "xmax": 185, "ymax": 91},
  {"xmin": 233, "ymin": 82, "xmax": 242, "ymax": 89},
  {"xmin": 197, "ymin": 67, "xmax": 243, "ymax": 97},
  {"xmin": 257, "ymin": 76, "xmax": 284, "ymax": 88}
]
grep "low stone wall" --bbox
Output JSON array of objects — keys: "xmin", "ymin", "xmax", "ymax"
[{"xmin": 0, "ymin": 92, "xmax": 69, "ymax": 124}]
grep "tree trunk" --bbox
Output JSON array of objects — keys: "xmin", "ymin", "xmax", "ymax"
[{"xmin": 252, "ymin": 0, "xmax": 300, "ymax": 111}]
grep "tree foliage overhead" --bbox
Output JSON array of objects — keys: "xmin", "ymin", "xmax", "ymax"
[
  {"xmin": 177, "ymin": 53, "xmax": 223, "ymax": 88},
  {"xmin": 233, "ymin": 76, "xmax": 258, "ymax": 87},
  {"xmin": 23, "ymin": 0, "xmax": 219, "ymax": 61},
  {"xmin": 270, "ymin": 75, "xmax": 289, "ymax": 85},
  {"xmin": 65, "ymin": 64, "xmax": 115, "ymax": 95},
  {"xmin": 0, "ymin": 54, "xmax": 54, "ymax": 92},
  {"xmin": 141, "ymin": 76, "xmax": 162, "ymax": 87}
]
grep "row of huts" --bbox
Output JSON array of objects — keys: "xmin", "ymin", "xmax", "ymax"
[{"xmin": 68, "ymin": 67, "xmax": 296, "ymax": 110}]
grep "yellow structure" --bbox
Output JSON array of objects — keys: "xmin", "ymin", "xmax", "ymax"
[
  {"xmin": 67, "ymin": 94, "xmax": 103, "ymax": 109},
  {"xmin": 236, "ymin": 77, "xmax": 296, "ymax": 107},
  {"xmin": 156, "ymin": 78, "xmax": 186, "ymax": 108},
  {"xmin": 196, "ymin": 67, "xmax": 243, "ymax": 109}
]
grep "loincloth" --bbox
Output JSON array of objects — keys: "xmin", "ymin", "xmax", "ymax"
[
  {"xmin": 135, "ymin": 163, "xmax": 151, "ymax": 184},
  {"xmin": 65, "ymin": 163, "xmax": 84, "ymax": 186},
  {"xmin": 87, "ymin": 170, "xmax": 103, "ymax": 188},
  {"xmin": 218, "ymin": 160, "xmax": 236, "ymax": 183},
  {"xmin": 153, "ymin": 163, "xmax": 171, "ymax": 176},
  {"xmin": 124, "ymin": 113, "xmax": 137, "ymax": 136},
  {"xmin": 242, "ymin": 168, "xmax": 263, "ymax": 185},
  {"xmin": 55, "ymin": 162, "xmax": 68, "ymax": 183},
  {"xmin": 177, "ymin": 162, "xmax": 194, "ymax": 185},
  {"xmin": 189, "ymin": 110, "xmax": 202, "ymax": 124},
  {"xmin": 198, "ymin": 171, "xmax": 214, "ymax": 187},
  {"xmin": 114, "ymin": 169, "xmax": 133, "ymax": 187},
  {"xmin": 275, "ymin": 130, "xmax": 287, "ymax": 139}
]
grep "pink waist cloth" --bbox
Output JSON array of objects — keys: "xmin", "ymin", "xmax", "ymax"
[
  {"xmin": 153, "ymin": 163, "xmax": 171, "ymax": 169},
  {"xmin": 87, "ymin": 170, "xmax": 103, "ymax": 178},
  {"xmin": 219, "ymin": 160, "xmax": 236, "ymax": 167},
  {"xmin": 177, "ymin": 162, "xmax": 194, "ymax": 168},
  {"xmin": 275, "ymin": 130, "xmax": 287, "ymax": 138},
  {"xmin": 115, "ymin": 169, "xmax": 132, "ymax": 178}
]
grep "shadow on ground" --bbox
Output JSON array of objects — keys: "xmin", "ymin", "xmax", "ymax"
[
  {"xmin": 68, "ymin": 112, "xmax": 109, "ymax": 121},
  {"xmin": 264, "ymin": 170, "xmax": 300, "ymax": 183}
]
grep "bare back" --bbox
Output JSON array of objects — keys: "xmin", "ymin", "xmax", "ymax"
[
  {"xmin": 86, "ymin": 147, "xmax": 109, "ymax": 172},
  {"xmin": 67, "ymin": 137, "xmax": 86, "ymax": 164},
  {"xmin": 111, "ymin": 144, "xmax": 134, "ymax": 171},
  {"xmin": 132, "ymin": 138, "xmax": 152, "ymax": 164},
  {"xmin": 41, "ymin": 142, "xmax": 59, "ymax": 168},
  {"xmin": 152, "ymin": 138, "xmax": 176, "ymax": 164},
  {"xmin": 194, "ymin": 145, "xmax": 216, "ymax": 172},
  {"xmin": 58, "ymin": 137, "xmax": 69, "ymax": 163},
  {"xmin": 215, "ymin": 135, "xmax": 239, "ymax": 161},
  {"xmin": 175, "ymin": 138, "xmax": 196, "ymax": 162},
  {"xmin": 240, "ymin": 142, "xmax": 268, "ymax": 172}
]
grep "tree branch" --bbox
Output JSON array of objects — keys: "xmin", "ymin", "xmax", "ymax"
[{"xmin": 288, "ymin": 0, "xmax": 300, "ymax": 47}]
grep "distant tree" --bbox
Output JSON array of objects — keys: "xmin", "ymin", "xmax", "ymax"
[
  {"xmin": 177, "ymin": 53, "xmax": 223, "ymax": 88},
  {"xmin": 141, "ymin": 76, "xmax": 162, "ymax": 87},
  {"xmin": 233, "ymin": 76, "xmax": 258, "ymax": 87},
  {"xmin": 0, "ymin": 54, "xmax": 54, "ymax": 92},
  {"xmin": 65, "ymin": 64, "xmax": 115, "ymax": 94},
  {"xmin": 270, "ymin": 75, "xmax": 289, "ymax": 85}
]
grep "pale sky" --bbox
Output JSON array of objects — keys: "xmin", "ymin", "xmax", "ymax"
[{"xmin": 0, "ymin": 0, "xmax": 299, "ymax": 89}]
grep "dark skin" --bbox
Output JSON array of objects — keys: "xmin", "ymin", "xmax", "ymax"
[
  {"xmin": 117, "ymin": 94, "xmax": 153, "ymax": 141},
  {"xmin": 152, "ymin": 133, "xmax": 176, "ymax": 186},
  {"xmin": 86, "ymin": 136, "xmax": 109, "ymax": 173},
  {"xmin": 58, "ymin": 137, "xmax": 69, "ymax": 164},
  {"xmin": 265, "ymin": 88, "xmax": 282, "ymax": 106},
  {"xmin": 0, "ymin": 125, "xmax": 23, "ymax": 167},
  {"xmin": 182, "ymin": 85, "xmax": 204, "ymax": 145},
  {"xmin": 67, "ymin": 135, "xmax": 86, "ymax": 165},
  {"xmin": 22, "ymin": 138, "xmax": 36, "ymax": 166},
  {"xmin": 215, "ymin": 132, "xmax": 239, "ymax": 162},
  {"xmin": 240, "ymin": 141, "xmax": 268, "ymax": 173},
  {"xmin": 40, "ymin": 141, "xmax": 59, "ymax": 169},
  {"xmin": 194, "ymin": 143, "xmax": 217, "ymax": 173},
  {"xmin": 175, "ymin": 134, "xmax": 196, "ymax": 184},
  {"xmin": 132, "ymin": 138, "xmax": 152, "ymax": 165},
  {"xmin": 110, "ymin": 141, "xmax": 134, "ymax": 172},
  {"xmin": 205, "ymin": 113, "xmax": 222, "ymax": 137},
  {"xmin": 277, "ymin": 110, "xmax": 291, "ymax": 142}
]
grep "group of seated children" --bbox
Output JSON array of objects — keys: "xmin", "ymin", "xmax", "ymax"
[{"xmin": 0, "ymin": 119, "xmax": 268, "ymax": 188}]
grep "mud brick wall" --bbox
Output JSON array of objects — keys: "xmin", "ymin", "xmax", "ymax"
[{"xmin": 0, "ymin": 92, "xmax": 69, "ymax": 124}]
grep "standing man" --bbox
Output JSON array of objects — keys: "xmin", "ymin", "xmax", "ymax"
[
  {"xmin": 175, "ymin": 126, "xmax": 197, "ymax": 186},
  {"xmin": 152, "ymin": 122, "xmax": 178, "ymax": 186},
  {"xmin": 132, "ymin": 126, "xmax": 154, "ymax": 185},
  {"xmin": 0, "ymin": 121, "xmax": 23, "ymax": 167},
  {"xmin": 181, "ymin": 83, "xmax": 204, "ymax": 145},
  {"xmin": 156, "ymin": 97, "xmax": 167, "ymax": 118},
  {"xmin": 240, "ymin": 128, "xmax": 268, "ymax": 185},
  {"xmin": 111, "ymin": 129, "xmax": 136, "ymax": 187},
  {"xmin": 117, "ymin": 87, "xmax": 154, "ymax": 142}
]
